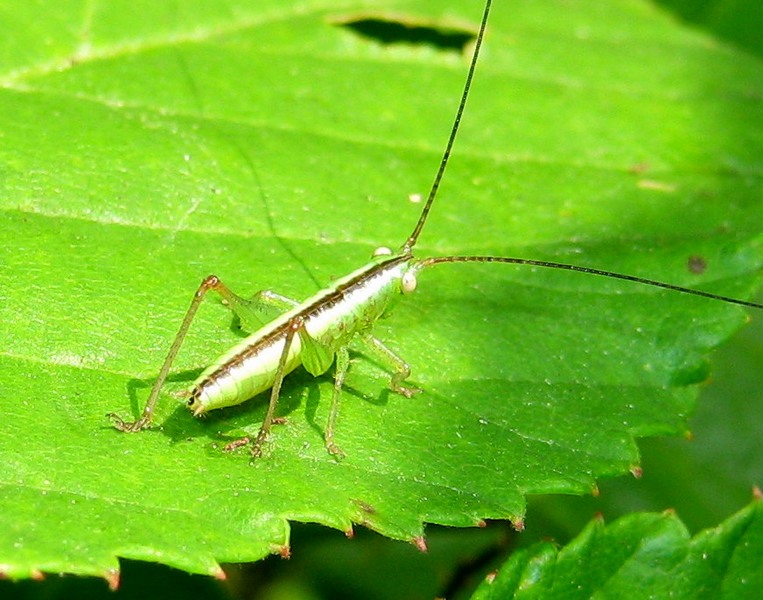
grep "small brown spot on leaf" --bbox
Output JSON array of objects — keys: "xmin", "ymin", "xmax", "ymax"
[
  {"xmin": 688, "ymin": 255, "xmax": 707, "ymax": 274},
  {"xmin": 628, "ymin": 161, "xmax": 650, "ymax": 175},
  {"xmin": 352, "ymin": 498, "xmax": 376, "ymax": 514}
]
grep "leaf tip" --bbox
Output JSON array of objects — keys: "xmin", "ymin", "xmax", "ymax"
[
  {"xmin": 103, "ymin": 568, "xmax": 120, "ymax": 591},
  {"xmin": 512, "ymin": 517, "xmax": 525, "ymax": 532},
  {"xmin": 412, "ymin": 536, "xmax": 428, "ymax": 553},
  {"xmin": 630, "ymin": 465, "xmax": 643, "ymax": 479}
]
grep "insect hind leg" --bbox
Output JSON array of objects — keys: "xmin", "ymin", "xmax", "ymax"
[{"xmin": 109, "ymin": 274, "xmax": 236, "ymax": 431}]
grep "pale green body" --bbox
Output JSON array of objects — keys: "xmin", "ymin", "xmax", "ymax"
[{"xmin": 187, "ymin": 253, "xmax": 415, "ymax": 416}]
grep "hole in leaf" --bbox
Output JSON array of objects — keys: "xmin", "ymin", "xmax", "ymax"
[{"xmin": 333, "ymin": 13, "xmax": 477, "ymax": 53}]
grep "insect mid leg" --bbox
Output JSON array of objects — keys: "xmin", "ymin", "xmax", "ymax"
[
  {"xmin": 360, "ymin": 335, "xmax": 420, "ymax": 398},
  {"xmin": 109, "ymin": 274, "xmax": 235, "ymax": 432},
  {"xmin": 324, "ymin": 346, "xmax": 350, "ymax": 458},
  {"xmin": 250, "ymin": 315, "xmax": 304, "ymax": 459}
]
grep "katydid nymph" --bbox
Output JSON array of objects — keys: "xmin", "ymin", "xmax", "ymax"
[{"xmin": 108, "ymin": 0, "xmax": 763, "ymax": 460}]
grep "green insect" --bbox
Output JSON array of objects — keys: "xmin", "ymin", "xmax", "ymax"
[{"xmin": 108, "ymin": 0, "xmax": 763, "ymax": 458}]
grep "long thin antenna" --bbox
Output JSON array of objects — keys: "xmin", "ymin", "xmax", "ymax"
[
  {"xmin": 403, "ymin": 0, "xmax": 492, "ymax": 253},
  {"xmin": 419, "ymin": 255, "xmax": 763, "ymax": 309},
  {"xmin": 404, "ymin": 0, "xmax": 763, "ymax": 312}
]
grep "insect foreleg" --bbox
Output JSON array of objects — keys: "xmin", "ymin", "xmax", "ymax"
[{"xmin": 360, "ymin": 335, "xmax": 420, "ymax": 399}]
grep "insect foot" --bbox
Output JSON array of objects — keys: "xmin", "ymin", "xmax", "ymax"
[
  {"xmin": 106, "ymin": 412, "xmax": 151, "ymax": 432},
  {"xmin": 393, "ymin": 384, "xmax": 421, "ymax": 399},
  {"xmin": 250, "ymin": 427, "xmax": 272, "ymax": 459},
  {"xmin": 325, "ymin": 439, "xmax": 347, "ymax": 460}
]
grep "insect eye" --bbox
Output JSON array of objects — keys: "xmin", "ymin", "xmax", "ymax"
[
  {"xmin": 402, "ymin": 271, "xmax": 417, "ymax": 294},
  {"xmin": 373, "ymin": 246, "xmax": 392, "ymax": 257}
]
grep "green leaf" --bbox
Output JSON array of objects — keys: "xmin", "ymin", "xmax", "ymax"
[
  {"xmin": 1, "ymin": 0, "xmax": 761, "ymax": 583},
  {"xmin": 655, "ymin": 0, "xmax": 763, "ymax": 59},
  {"xmin": 471, "ymin": 498, "xmax": 763, "ymax": 599},
  {"xmin": 526, "ymin": 300, "xmax": 763, "ymax": 544}
]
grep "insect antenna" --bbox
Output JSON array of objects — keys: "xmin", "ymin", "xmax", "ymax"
[
  {"xmin": 419, "ymin": 256, "xmax": 763, "ymax": 310},
  {"xmin": 400, "ymin": 0, "xmax": 761, "ymax": 311},
  {"xmin": 403, "ymin": 0, "xmax": 492, "ymax": 254}
]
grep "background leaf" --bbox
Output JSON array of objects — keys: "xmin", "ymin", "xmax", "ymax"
[
  {"xmin": 472, "ymin": 499, "xmax": 763, "ymax": 599},
  {"xmin": 658, "ymin": 0, "xmax": 763, "ymax": 59},
  {"xmin": 1, "ymin": 0, "xmax": 761, "ymax": 588}
]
